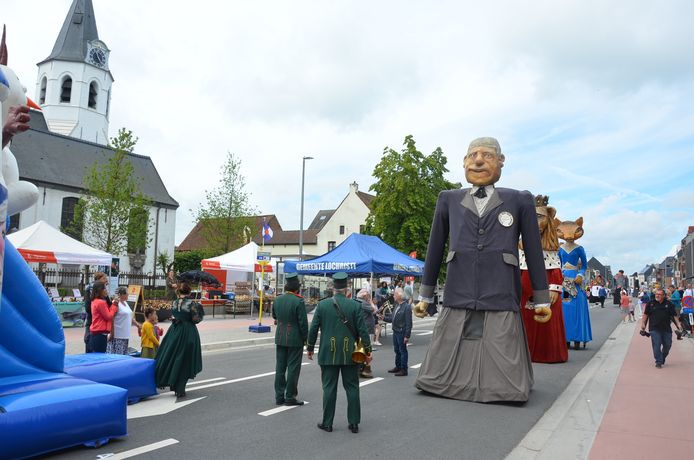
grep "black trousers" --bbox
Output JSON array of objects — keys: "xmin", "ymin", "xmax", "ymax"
[{"xmin": 89, "ymin": 333, "xmax": 108, "ymax": 353}]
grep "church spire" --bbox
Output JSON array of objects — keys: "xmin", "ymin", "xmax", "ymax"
[{"xmin": 38, "ymin": 0, "xmax": 99, "ymax": 65}]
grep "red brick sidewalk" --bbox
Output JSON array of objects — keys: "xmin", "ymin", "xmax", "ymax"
[{"xmin": 589, "ymin": 328, "xmax": 694, "ymax": 459}]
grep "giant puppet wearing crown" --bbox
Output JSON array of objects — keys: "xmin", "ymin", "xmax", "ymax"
[{"xmin": 519, "ymin": 195, "xmax": 568, "ymax": 363}]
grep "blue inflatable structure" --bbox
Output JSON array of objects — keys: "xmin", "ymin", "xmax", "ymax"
[{"xmin": 0, "ymin": 242, "xmax": 128, "ymax": 459}]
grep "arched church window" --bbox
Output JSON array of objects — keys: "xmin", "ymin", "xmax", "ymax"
[
  {"xmin": 60, "ymin": 76, "xmax": 72, "ymax": 103},
  {"xmin": 106, "ymin": 89, "xmax": 111, "ymax": 118},
  {"xmin": 61, "ymin": 197, "xmax": 83, "ymax": 241},
  {"xmin": 88, "ymin": 81, "xmax": 98, "ymax": 109},
  {"xmin": 39, "ymin": 77, "xmax": 47, "ymax": 105}
]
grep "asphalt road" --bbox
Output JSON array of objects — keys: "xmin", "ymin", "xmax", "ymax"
[{"xmin": 47, "ymin": 305, "xmax": 622, "ymax": 460}]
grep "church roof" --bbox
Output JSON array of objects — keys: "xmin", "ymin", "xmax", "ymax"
[
  {"xmin": 11, "ymin": 110, "xmax": 178, "ymax": 208},
  {"xmin": 38, "ymin": 0, "xmax": 100, "ymax": 65}
]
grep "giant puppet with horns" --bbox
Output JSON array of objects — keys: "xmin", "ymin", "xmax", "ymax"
[
  {"xmin": 413, "ymin": 137, "xmax": 550, "ymax": 403},
  {"xmin": 519, "ymin": 195, "xmax": 568, "ymax": 363}
]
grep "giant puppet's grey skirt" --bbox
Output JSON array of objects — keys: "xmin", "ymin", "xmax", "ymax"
[{"xmin": 414, "ymin": 307, "xmax": 533, "ymax": 402}]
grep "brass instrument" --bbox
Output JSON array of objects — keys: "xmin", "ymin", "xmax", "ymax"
[{"xmin": 352, "ymin": 338, "xmax": 367, "ymax": 364}]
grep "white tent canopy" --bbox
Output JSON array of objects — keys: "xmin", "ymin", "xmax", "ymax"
[
  {"xmin": 7, "ymin": 220, "xmax": 112, "ymax": 266},
  {"xmin": 201, "ymin": 242, "xmax": 276, "ymax": 273}
]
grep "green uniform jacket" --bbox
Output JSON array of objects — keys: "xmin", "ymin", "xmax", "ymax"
[
  {"xmin": 272, "ymin": 292, "xmax": 309, "ymax": 347},
  {"xmin": 307, "ymin": 294, "xmax": 372, "ymax": 366}
]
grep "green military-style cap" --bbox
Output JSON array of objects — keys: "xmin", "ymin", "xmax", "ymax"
[
  {"xmin": 284, "ymin": 272, "xmax": 300, "ymax": 291},
  {"xmin": 332, "ymin": 271, "xmax": 349, "ymax": 289}
]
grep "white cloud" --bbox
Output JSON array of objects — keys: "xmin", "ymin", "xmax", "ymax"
[{"xmin": 3, "ymin": 0, "xmax": 693, "ymax": 272}]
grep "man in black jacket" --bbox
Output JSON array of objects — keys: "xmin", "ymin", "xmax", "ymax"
[
  {"xmin": 388, "ymin": 288, "xmax": 412, "ymax": 376},
  {"xmin": 641, "ymin": 288, "xmax": 684, "ymax": 368}
]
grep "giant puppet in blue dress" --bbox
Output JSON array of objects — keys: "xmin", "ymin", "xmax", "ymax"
[{"xmin": 557, "ymin": 217, "xmax": 592, "ymax": 350}]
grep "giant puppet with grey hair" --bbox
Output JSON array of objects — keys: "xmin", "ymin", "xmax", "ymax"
[{"xmin": 413, "ymin": 137, "xmax": 550, "ymax": 403}]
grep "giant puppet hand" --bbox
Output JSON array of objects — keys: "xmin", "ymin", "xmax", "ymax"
[
  {"xmin": 413, "ymin": 301, "xmax": 429, "ymax": 318},
  {"xmin": 533, "ymin": 305, "xmax": 552, "ymax": 323},
  {"xmin": 574, "ymin": 274, "xmax": 583, "ymax": 286},
  {"xmin": 2, "ymin": 104, "xmax": 30, "ymax": 148}
]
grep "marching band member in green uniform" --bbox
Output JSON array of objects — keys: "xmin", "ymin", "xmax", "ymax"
[
  {"xmin": 307, "ymin": 272, "xmax": 372, "ymax": 433},
  {"xmin": 272, "ymin": 273, "xmax": 309, "ymax": 406}
]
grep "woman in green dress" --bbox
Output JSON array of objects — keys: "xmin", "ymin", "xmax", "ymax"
[{"xmin": 155, "ymin": 282, "xmax": 203, "ymax": 398}]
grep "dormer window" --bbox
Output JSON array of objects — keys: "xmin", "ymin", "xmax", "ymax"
[
  {"xmin": 60, "ymin": 76, "xmax": 72, "ymax": 103},
  {"xmin": 88, "ymin": 81, "xmax": 98, "ymax": 109}
]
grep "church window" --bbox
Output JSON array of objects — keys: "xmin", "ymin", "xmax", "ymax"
[
  {"xmin": 39, "ymin": 77, "xmax": 47, "ymax": 104},
  {"xmin": 106, "ymin": 89, "xmax": 111, "ymax": 118},
  {"xmin": 127, "ymin": 208, "xmax": 149, "ymax": 254},
  {"xmin": 328, "ymin": 241, "xmax": 336, "ymax": 251},
  {"xmin": 61, "ymin": 197, "xmax": 83, "ymax": 240},
  {"xmin": 8, "ymin": 214, "xmax": 20, "ymax": 233},
  {"xmin": 88, "ymin": 81, "xmax": 98, "ymax": 109},
  {"xmin": 60, "ymin": 76, "xmax": 72, "ymax": 103},
  {"xmin": 339, "ymin": 225, "xmax": 345, "ymax": 235}
]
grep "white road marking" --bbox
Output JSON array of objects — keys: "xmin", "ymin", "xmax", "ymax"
[
  {"xmin": 410, "ymin": 363, "xmax": 422, "ymax": 369},
  {"xmin": 107, "ymin": 438, "xmax": 179, "ymax": 459},
  {"xmin": 187, "ymin": 377, "xmax": 225, "ymax": 386},
  {"xmin": 416, "ymin": 331, "xmax": 433, "ymax": 336},
  {"xmin": 359, "ymin": 377, "xmax": 384, "ymax": 387},
  {"xmin": 258, "ymin": 402, "xmax": 310, "ymax": 416},
  {"xmin": 186, "ymin": 363, "xmax": 311, "ymax": 392},
  {"xmin": 127, "ymin": 394, "xmax": 206, "ymax": 420}
]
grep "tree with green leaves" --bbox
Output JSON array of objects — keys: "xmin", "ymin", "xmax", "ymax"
[
  {"xmin": 193, "ymin": 152, "xmax": 257, "ymax": 255},
  {"xmin": 365, "ymin": 135, "xmax": 460, "ymax": 261},
  {"xmin": 66, "ymin": 128, "xmax": 151, "ymax": 256}
]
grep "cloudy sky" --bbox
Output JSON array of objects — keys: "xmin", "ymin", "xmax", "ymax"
[{"xmin": 4, "ymin": 0, "xmax": 693, "ymax": 275}]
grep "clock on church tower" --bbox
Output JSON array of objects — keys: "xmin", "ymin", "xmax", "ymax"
[{"xmin": 86, "ymin": 40, "xmax": 109, "ymax": 69}]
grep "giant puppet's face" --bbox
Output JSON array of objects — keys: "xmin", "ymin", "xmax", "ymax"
[{"xmin": 463, "ymin": 145, "xmax": 504, "ymax": 186}]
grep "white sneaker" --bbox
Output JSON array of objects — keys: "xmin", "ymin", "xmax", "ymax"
[{"xmin": 373, "ymin": 341, "xmax": 382, "ymax": 346}]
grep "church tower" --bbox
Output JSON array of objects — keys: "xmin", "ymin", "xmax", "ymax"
[{"xmin": 35, "ymin": 0, "xmax": 113, "ymax": 145}]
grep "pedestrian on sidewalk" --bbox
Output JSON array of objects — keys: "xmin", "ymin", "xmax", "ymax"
[
  {"xmin": 106, "ymin": 286, "xmax": 141, "ymax": 355},
  {"xmin": 83, "ymin": 271, "xmax": 108, "ymax": 353},
  {"xmin": 140, "ymin": 307, "xmax": 160, "ymax": 358},
  {"xmin": 272, "ymin": 273, "xmax": 308, "ymax": 406},
  {"xmin": 307, "ymin": 272, "xmax": 372, "ymax": 434},
  {"xmin": 640, "ymin": 288, "xmax": 685, "ymax": 368},
  {"xmin": 88, "ymin": 281, "xmax": 118, "ymax": 353},
  {"xmin": 388, "ymin": 287, "xmax": 412, "ymax": 377},
  {"xmin": 620, "ymin": 289, "xmax": 631, "ymax": 323}
]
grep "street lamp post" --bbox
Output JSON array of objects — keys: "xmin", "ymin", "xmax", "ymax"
[{"xmin": 299, "ymin": 156, "xmax": 313, "ymax": 261}]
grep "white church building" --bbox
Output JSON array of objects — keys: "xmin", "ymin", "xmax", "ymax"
[{"xmin": 9, "ymin": 0, "xmax": 178, "ymax": 274}]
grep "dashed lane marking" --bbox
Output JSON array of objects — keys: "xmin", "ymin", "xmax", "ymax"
[
  {"xmin": 359, "ymin": 377, "xmax": 384, "ymax": 387},
  {"xmin": 410, "ymin": 363, "xmax": 422, "ymax": 369},
  {"xmin": 186, "ymin": 363, "xmax": 311, "ymax": 393},
  {"xmin": 258, "ymin": 402, "xmax": 310, "ymax": 416},
  {"xmin": 107, "ymin": 438, "xmax": 179, "ymax": 459},
  {"xmin": 416, "ymin": 331, "xmax": 433, "ymax": 336}
]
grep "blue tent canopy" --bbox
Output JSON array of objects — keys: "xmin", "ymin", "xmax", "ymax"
[{"xmin": 283, "ymin": 234, "xmax": 424, "ymax": 277}]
